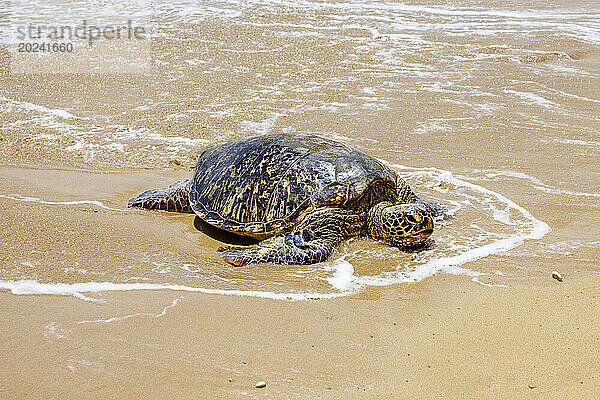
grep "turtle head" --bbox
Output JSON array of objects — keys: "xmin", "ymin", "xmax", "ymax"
[{"xmin": 367, "ymin": 202, "xmax": 434, "ymax": 248}]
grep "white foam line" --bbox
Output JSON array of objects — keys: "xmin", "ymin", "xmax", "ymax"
[
  {"xmin": 78, "ymin": 312, "xmax": 151, "ymax": 324},
  {"xmin": 0, "ymin": 96, "xmax": 75, "ymax": 119},
  {"xmin": 254, "ymin": 0, "xmax": 586, "ymax": 21},
  {"xmin": 544, "ymin": 88, "xmax": 600, "ymax": 104},
  {"xmin": 324, "ymin": 258, "xmax": 360, "ymax": 292},
  {"xmin": 0, "ymin": 194, "xmax": 127, "ymax": 211},
  {"xmin": 408, "ymin": 234, "xmax": 535, "ymax": 281},
  {"xmin": 463, "ymin": 169, "xmax": 600, "ymax": 198},
  {"xmin": 504, "ymin": 89, "xmax": 559, "ymax": 109},
  {"xmin": 0, "ymin": 280, "xmax": 356, "ymax": 301},
  {"xmin": 106, "ymin": 126, "xmax": 212, "ymax": 147},
  {"xmin": 154, "ymin": 297, "xmax": 181, "ymax": 317},
  {"xmin": 72, "ymin": 292, "xmax": 105, "ymax": 303},
  {"xmin": 533, "ymin": 186, "xmax": 600, "ymax": 198},
  {"xmin": 549, "ymin": 137, "xmax": 600, "ymax": 147}
]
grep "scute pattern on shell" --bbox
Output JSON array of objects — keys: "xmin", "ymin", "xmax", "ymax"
[{"xmin": 189, "ymin": 133, "xmax": 399, "ymax": 237}]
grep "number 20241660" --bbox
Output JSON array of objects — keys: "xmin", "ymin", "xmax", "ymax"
[{"xmin": 18, "ymin": 42, "xmax": 74, "ymax": 52}]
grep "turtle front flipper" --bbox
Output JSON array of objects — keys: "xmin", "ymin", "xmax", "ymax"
[
  {"xmin": 218, "ymin": 208, "xmax": 364, "ymax": 266},
  {"xmin": 419, "ymin": 200, "xmax": 448, "ymax": 219},
  {"xmin": 128, "ymin": 179, "xmax": 193, "ymax": 213},
  {"xmin": 218, "ymin": 230, "xmax": 341, "ymax": 266},
  {"xmin": 396, "ymin": 178, "xmax": 447, "ymax": 219}
]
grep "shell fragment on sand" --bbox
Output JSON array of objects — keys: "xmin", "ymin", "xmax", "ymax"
[{"xmin": 551, "ymin": 271, "xmax": 563, "ymax": 282}]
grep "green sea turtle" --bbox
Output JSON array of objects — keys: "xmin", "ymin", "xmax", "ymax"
[{"xmin": 129, "ymin": 133, "xmax": 444, "ymax": 266}]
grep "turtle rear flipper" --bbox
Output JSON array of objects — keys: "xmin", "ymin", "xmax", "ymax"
[{"xmin": 128, "ymin": 179, "xmax": 193, "ymax": 213}]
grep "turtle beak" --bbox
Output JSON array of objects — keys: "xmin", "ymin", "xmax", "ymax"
[
  {"xmin": 396, "ymin": 217, "xmax": 435, "ymax": 251},
  {"xmin": 411, "ymin": 228, "xmax": 433, "ymax": 243},
  {"xmin": 414, "ymin": 217, "xmax": 434, "ymax": 238},
  {"xmin": 400, "ymin": 215, "xmax": 434, "ymax": 248},
  {"xmin": 407, "ymin": 213, "xmax": 434, "ymax": 239}
]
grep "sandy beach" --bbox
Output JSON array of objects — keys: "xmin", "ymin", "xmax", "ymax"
[
  {"xmin": 2, "ymin": 0, "xmax": 600, "ymax": 398},
  {"xmin": 3, "ymin": 260, "xmax": 600, "ymax": 398}
]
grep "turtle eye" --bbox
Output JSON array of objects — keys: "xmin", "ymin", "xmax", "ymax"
[
  {"xmin": 406, "ymin": 213, "xmax": 422, "ymax": 224},
  {"xmin": 301, "ymin": 229, "xmax": 313, "ymax": 242}
]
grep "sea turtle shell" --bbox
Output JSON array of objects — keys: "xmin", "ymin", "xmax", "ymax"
[{"xmin": 189, "ymin": 133, "xmax": 399, "ymax": 238}]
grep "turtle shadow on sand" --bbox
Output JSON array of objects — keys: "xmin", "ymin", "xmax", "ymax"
[{"xmin": 193, "ymin": 216, "xmax": 260, "ymax": 246}]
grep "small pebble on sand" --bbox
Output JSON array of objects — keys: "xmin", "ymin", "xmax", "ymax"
[
  {"xmin": 551, "ymin": 271, "xmax": 563, "ymax": 282},
  {"xmin": 256, "ymin": 381, "xmax": 267, "ymax": 389}
]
